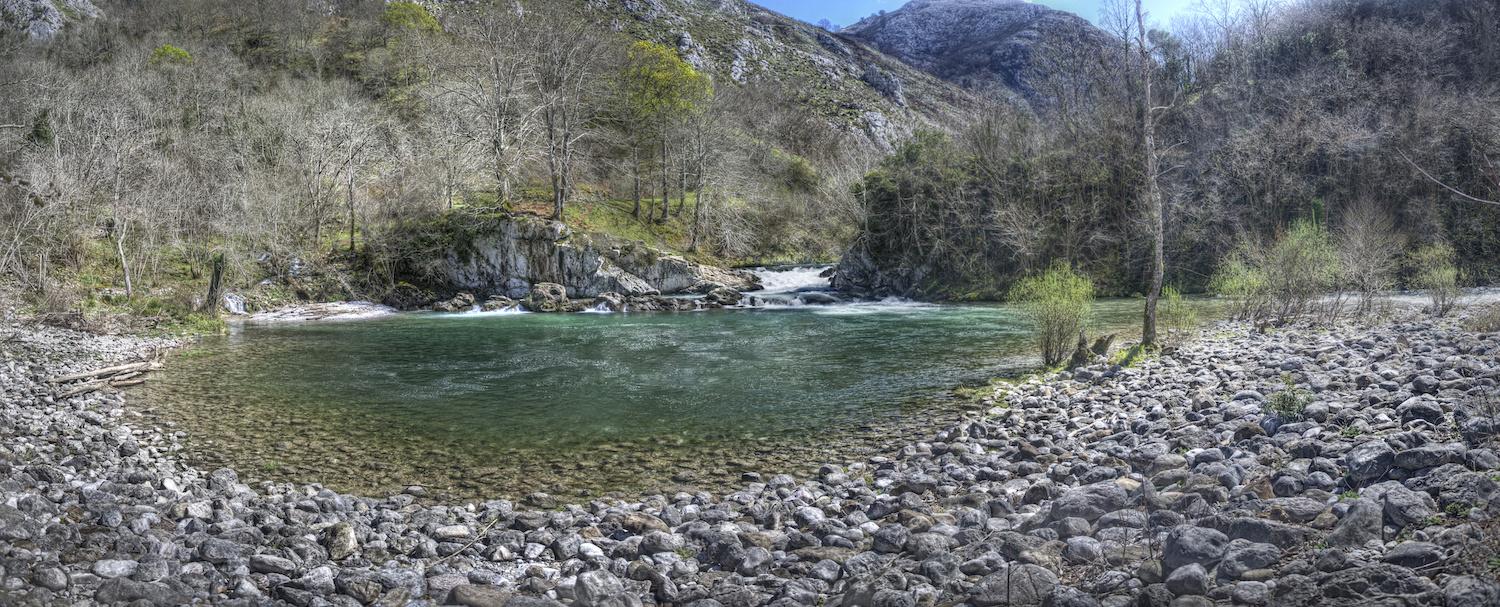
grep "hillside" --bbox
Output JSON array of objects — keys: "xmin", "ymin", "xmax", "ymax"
[
  {"xmin": 582, "ymin": 0, "xmax": 984, "ymax": 148},
  {"xmin": 840, "ymin": 0, "xmax": 1115, "ymax": 102},
  {"xmin": 833, "ymin": 0, "xmax": 1500, "ymax": 299}
]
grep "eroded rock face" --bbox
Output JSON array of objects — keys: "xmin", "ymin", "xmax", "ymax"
[
  {"xmin": 439, "ymin": 216, "xmax": 758, "ymax": 299},
  {"xmin": 840, "ymin": 0, "xmax": 1114, "ymax": 99},
  {"xmin": 0, "ymin": 0, "xmax": 100, "ymax": 40}
]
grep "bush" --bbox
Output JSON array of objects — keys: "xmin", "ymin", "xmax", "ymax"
[
  {"xmin": 380, "ymin": 2, "xmax": 440, "ymax": 34},
  {"xmin": 149, "ymin": 45, "xmax": 193, "ymax": 65},
  {"xmin": 1209, "ymin": 220, "xmax": 1341, "ymax": 321},
  {"xmin": 1009, "ymin": 260, "xmax": 1094, "ymax": 367},
  {"xmin": 1159, "ymin": 284, "xmax": 1199, "ymax": 348},
  {"xmin": 1468, "ymin": 304, "xmax": 1500, "ymax": 333},
  {"xmin": 1266, "ymin": 375, "xmax": 1312, "ymax": 422},
  {"xmin": 1408, "ymin": 243, "xmax": 1462, "ymax": 317},
  {"xmin": 1338, "ymin": 197, "xmax": 1403, "ymax": 317}
]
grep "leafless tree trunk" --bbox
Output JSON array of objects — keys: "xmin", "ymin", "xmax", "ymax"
[{"xmin": 1138, "ymin": 0, "xmax": 1165, "ymax": 347}]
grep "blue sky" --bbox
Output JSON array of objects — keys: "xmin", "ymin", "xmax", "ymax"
[{"xmin": 754, "ymin": 0, "xmax": 1203, "ymax": 32}]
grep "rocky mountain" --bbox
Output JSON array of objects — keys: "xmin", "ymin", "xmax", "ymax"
[
  {"xmin": 0, "ymin": 0, "xmax": 97, "ymax": 40},
  {"xmin": 840, "ymin": 0, "xmax": 1114, "ymax": 100},
  {"xmin": 583, "ymin": 0, "xmax": 983, "ymax": 147}
]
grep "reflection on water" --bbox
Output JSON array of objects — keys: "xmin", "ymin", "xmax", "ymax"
[{"xmin": 145, "ymin": 284, "xmax": 1215, "ymax": 501}]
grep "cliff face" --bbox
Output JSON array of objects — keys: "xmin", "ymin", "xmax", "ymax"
[
  {"xmin": 839, "ymin": 0, "xmax": 1112, "ymax": 99},
  {"xmin": 0, "ymin": 0, "xmax": 98, "ymax": 40},
  {"xmin": 440, "ymin": 216, "xmax": 760, "ymax": 299},
  {"xmin": 585, "ymin": 0, "xmax": 983, "ymax": 149}
]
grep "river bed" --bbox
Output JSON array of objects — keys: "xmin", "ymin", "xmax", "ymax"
[{"xmin": 142, "ymin": 268, "xmax": 1210, "ymax": 502}]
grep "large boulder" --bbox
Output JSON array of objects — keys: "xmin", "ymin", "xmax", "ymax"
[
  {"xmin": 1162, "ymin": 525, "xmax": 1229, "ymax": 571},
  {"xmin": 523, "ymin": 283, "xmax": 570, "ymax": 313},
  {"xmin": 440, "ymin": 216, "xmax": 758, "ymax": 298},
  {"xmin": 1050, "ymin": 481, "xmax": 1128, "ymax": 522},
  {"xmin": 970, "ymin": 564, "xmax": 1059, "ymax": 606},
  {"xmin": 1346, "ymin": 440, "xmax": 1395, "ymax": 484}
]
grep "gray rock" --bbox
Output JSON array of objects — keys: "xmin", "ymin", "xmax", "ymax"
[
  {"xmin": 736, "ymin": 547, "xmax": 773, "ymax": 577},
  {"xmin": 1346, "ymin": 440, "xmax": 1395, "ymax": 484},
  {"xmin": 873, "ymin": 524, "xmax": 910, "ymax": 553},
  {"xmin": 1382, "ymin": 485, "xmax": 1438, "ymax": 527},
  {"xmin": 321, "ymin": 521, "xmax": 358, "ymax": 560},
  {"xmin": 1321, "ymin": 562, "xmax": 1437, "ymax": 598},
  {"xmin": 1326, "ymin": 498, "xmax": 1382, "ymax": 548},
  {"xmin": 93, "ymin": 577, "xmax": 184, "ymax": 607},
  {"xmin": 1164, "ymin": 563, "xmax": 1209, "ymax": 596},
  {"xmin": 1162, "ymin": 525, "xmax": 1229, "ymax": 571},
  {"xmin": 33, "ymin": 567, "xmax": 68, "ymax": 591},
  {"xmin": 505, "ymin": 598, "xmax": 568, "ymax": 607},
  {"xmin": 197, "ymin": 538, "xmax": 244, "ymax": 564},
  {"xmin": 574, "ymin": 569, "xmax": 626, "ymax": 607},
  {"xmin": 1230, "ymin": 581, "xmax": 1269, "ymax": 605},
  {"xmin": 1442, "ymin": 575, "xmax": 1500, "ymax": 607},
  {"xmin": 251, "ymin": 554, "xmax": 298, "ymax": 576},
  {"xmin": 1051, "ymin": 481, "xmax": 1128, "ymax": 521},
  {"xmin": 1380, "ymin": 541, "xmax": 1443, "ymax": 571},
  {"xmin": 1041, "ymin": 586, "xmax": 1100, "ymax": 607},
  {"xmin": 1227, "ymin": 517, "xmax": 1314, "ymax": 549},
  {"xmin": 1397, "ymin": 397, "xmax": 1445, "ymax": 424},
  {"xmin": 970, "ymin": 564, "xmax": 1059, "ymax": 606},
  {"xmin": 1220, "ymin": 541, "xmax": 1280, "ymax": 579},
  {"xmin": 1394, "ymin": 444, "xmax": 1463, "ymax": 470},
  {"xmin": 292, "ymin": 566, "xmax": 337, "ymax": 595},
  {"xmin": 91, "ymin": 559, "xmax": 138, "ymax": 579}
]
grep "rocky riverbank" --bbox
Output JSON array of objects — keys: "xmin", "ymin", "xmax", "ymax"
[{"xmin": 1, "ymin": 309, "xmax": 1498, "ymax": 607}]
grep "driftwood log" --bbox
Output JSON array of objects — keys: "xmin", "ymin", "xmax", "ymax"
[{"xmin": 49, "ymin": 349, "xmax": 165, "ymax": 398}]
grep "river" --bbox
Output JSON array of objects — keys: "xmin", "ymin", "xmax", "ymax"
[{"xmin": 143, "ymin": 267, "xmax": 1202, "ymax": 502}]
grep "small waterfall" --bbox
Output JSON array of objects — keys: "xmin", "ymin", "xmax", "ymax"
[
  {"xmin": 751, "ymin": 265, "xmax": 834, "ymax": 294},
  {"xmin": 455, "ymin": 305, "xmax": 528, "ymax": 316},
  {"xmin": 222, "ymin": 293, "xmax": 247, "ymax": 315},
  {"xmin": 579, "ymin": 302, "xmax": 615, "ymax": 314}
]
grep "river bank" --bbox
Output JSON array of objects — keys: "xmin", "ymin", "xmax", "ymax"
[{"xmin": 0, "ymin": 306, "xmax": 1497, "ymax": 607}]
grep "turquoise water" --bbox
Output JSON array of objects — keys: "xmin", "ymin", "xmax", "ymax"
[{"xmin": 146, "ymin": 276, "xmax": 1189, "ymax": 498}]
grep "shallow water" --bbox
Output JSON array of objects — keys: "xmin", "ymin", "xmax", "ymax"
[{"xmin": 144, "ymin": 271, "xmax": 1211, "ymax": 502}]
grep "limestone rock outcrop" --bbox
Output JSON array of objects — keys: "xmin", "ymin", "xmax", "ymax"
[{"xmin": 439, "ymin": 216, "xmax": 759, "ymax": 300}]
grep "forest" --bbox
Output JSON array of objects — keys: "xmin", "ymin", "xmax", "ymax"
[
  {"xmin": 0, "ymin": 0, "xmax": 1497, "ymax": 325},
  {"xmin": 853, "ymin": 0, "xmax": 1500, "ymax": 299},
  {"xmin": 0, "ymin": 0, "xmax": 874, "ymax": 323}
]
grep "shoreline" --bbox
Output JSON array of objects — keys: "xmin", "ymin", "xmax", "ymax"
[{"xmin": 0, "ymin": 307, "xmax": 1496, "ymax": 606}]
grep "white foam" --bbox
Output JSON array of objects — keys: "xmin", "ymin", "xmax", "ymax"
[{"xmin": 750, "ymin": 265, "xmax": 834, "ymax": 294}]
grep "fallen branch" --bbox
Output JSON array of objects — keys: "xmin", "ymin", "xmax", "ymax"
[
  {"xmin": 58, "ymin": 380, "xmax": 109, "ymax": 398},
  {"xmin": 48, "ymin": 361, "xmax": 151, "ymax": 384}
]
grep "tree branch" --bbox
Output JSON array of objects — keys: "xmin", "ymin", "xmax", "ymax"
[{"xmin": 1398, "ymin": 149, "xmax": 1500, "ymax": 207}]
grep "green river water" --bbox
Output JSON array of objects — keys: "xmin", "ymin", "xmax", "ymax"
[{"xmin": 143, "ymin": 271, "xmax": 1206, "ymax": 502}]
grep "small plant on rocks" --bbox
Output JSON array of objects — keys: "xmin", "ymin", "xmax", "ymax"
[{"xmin": 1265, "ymin": 375, "xmax": 1312, "ymax": 422}]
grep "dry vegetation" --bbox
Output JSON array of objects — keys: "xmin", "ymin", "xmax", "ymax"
[
  {"xmin": 0, "ymin": 0, "xmax": 877, "ymax": 320},
  {"xmin": 850, "ymin": 0, "xmax": 1500, "ymax": 299}
]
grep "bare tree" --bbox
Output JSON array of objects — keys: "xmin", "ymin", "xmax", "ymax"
[
  {"xmin": 524, "ymin": 5, "xmax": 615, "ymax": 220},
  {"xmin": 1137, "ymin": 0, "xmax": 1165, "ymax": 347},
  {"xmin": 441, "ymin": 3, "xmax": 537, "ymax": 209}
]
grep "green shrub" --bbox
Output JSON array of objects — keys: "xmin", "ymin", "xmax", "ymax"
[
  {"xmin": 1266, "ymin": 375, "xmax": 1313, "ymax": 422},
  {"xmin": 149, "ymin": 45, "xmax": 193, "ymax": 65},
  {"xmin": 1209, "ymin": 220, "xmax": 1341, "ymax": 321},
  {"xmin": 1159, "ymin": 284, "xmax": 1199, "ymax": 348},
  {"xmin": 1009, "ymin": 260, "xmax": 1094, "ymax": 367},
  {"xmin": 1408, "ymin": 243, "xmax": 1462, "ymax": 317},
  {"xmin": 381, "ymin": 2, "xmax": 440, "ymax": 34}
]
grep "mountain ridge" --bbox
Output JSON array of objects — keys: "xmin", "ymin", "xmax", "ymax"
[{"xmin": 840, "ymin": 0, "xmax": 1114, "ymax": 101}]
